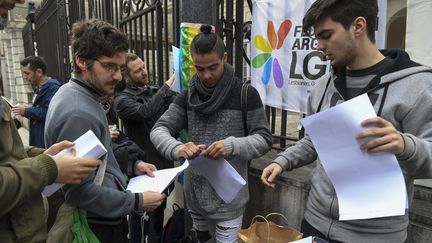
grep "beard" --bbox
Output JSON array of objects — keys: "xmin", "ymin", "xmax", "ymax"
[{"xmin": 88, "ymin": 70, "xmax": 117, "ymax": 95}]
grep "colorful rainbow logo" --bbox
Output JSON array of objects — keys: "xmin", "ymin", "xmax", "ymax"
[{"xmin": 252, "ymin": 20, "xmax": 292, "ymax": 88}]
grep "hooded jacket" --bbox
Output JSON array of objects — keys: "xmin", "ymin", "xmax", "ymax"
[{"xmin": 275, "ymin": 49, "xmax": 432, "ymax": 243}]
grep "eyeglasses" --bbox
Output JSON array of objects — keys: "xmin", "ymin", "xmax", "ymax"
[{"xmin": 94, "ymin": 59, "xmax": 121, "ymax": 74}]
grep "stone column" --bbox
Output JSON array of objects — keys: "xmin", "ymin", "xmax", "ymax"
[
  {"xmin": 0, "ymin": 3, "xmax": 30, "ymax": 129},
  {"xmin": 180, "ymin": 0, "xmax": 217, "ymax": 25}
]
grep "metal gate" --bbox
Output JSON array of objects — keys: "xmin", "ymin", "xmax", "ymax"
[
  {"xmin": 119, "ymin": 0, "xmax": 175, "ymax": 86},
  {"xmin": 31, "ymin": 0, "xmax": 70, "ymax": 83}
]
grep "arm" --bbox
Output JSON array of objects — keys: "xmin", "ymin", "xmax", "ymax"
[
  {"xmin": 24, "ymin": 84, "xmax": 59, "ymax": 121},
  {"xmin": 217, "ymin": 87, "xmax": 273, "ymax": 161},
  {"xmin": 47, "ymin": 114, "xmax": 140, "ymax": 218},
  {"xmin": 261, "ymin": 94, "xmax": 318, "ymax": 188},
  {"xmin": 358, "ymin": 83, "xmax": 432, "ymax": 179},
  {"xmin": 150, "ymin": 91, "xmax": 188, "ymax": 161},
  {"xmin": 0, "ymin": 155, "xmax": 57, "ymax": 216},
  {"xmin": 115, "ymin": 84, "xmax": 173, "ymax": 121}
]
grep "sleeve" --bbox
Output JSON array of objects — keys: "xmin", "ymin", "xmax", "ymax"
[
  {"xmin": 396, "ymin": 82, "xmax": 432, "ymax": 179},
  {"xmin": 115, "ymin": 84, "xmax": 173, "ymax": 121},
  {"xmin": 273, "ymin": 94, "xmax": 318, "ymax": 170},
  {"xmin": 47, "ymin": 114, "xmax": 138, "ymax": 218},
  {"xmin": 222, "ymin": 86, "xmax": 273, "ymax": 161},
  {"xmin": 112, "ymin": 141, "xmax": 146, "ymax": 177},
  {"xmin": 0, "ymin": 154, "xmax": 57, "ymax": 216},
  {"xmin": 24, "ymin": 84, "xmax": 59, "ymax": 121},
  {"xmin": 150, "ymin": 91, "xmax": 188, "ymax": 161}
]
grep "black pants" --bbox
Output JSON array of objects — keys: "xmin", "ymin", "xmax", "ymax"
[{"xmin": 89, "ymin": 218, "xmax": 129, "ymax": 243}]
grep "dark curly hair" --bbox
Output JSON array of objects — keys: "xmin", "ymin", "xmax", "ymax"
[
  {"xmin": 71, "ymin": 19, "xmax": 129, "ymax": 74},
  {"xmin": 303, "ymin": 0, "xmax": 378, "ymax": 43}
]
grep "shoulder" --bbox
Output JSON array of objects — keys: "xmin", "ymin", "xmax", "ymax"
[{"xmin": 172, "ymin": 89, "xmax": 188, "ymax": 108}]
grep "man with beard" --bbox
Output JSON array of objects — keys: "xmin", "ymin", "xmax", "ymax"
[
  {"xmin": 44, "ymin": 19, "xmax": 165, "ymax": 242},
  {"xmin": 115, "ymin": 53, "xmax": 176, "ymax": 243}
]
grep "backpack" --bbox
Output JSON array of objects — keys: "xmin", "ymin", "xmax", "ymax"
[{"xmin": 161, "ymin": 203, "xmax": 185, "ymax": 243}]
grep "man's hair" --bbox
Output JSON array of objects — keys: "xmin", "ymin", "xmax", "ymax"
[
  {"xmin": 303, "ymin": 0, "xmax": 378, "ymax": 43},
  {"xmin": 20, "ymin": 56, "xmax": 47, "ymax": 74},
  {"xmin": 70, "ymin": 19, "xmax": 129, "ymax": 73},
  {"xmin": 190, "ymin": 24, "xmax": 225, "ymax": 58},
  {"xmin": 121, "ymin": 52, "xmax": 140, "ymax": 78}
]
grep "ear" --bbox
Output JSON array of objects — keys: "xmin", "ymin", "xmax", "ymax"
[
  {"xmin": 75, "ymin": 56, "xmax": 87, "ymax": 72},
  {"xmin": 222, "ymin": 52, "xmax": 228, "ymax": 63},
  {"xmin": 35, "ymin": 68, "xmax": 44, "ymax": 76},
  {"xmin": 352, "ymin": 17, "xmax": 367, "ymax": 37}
]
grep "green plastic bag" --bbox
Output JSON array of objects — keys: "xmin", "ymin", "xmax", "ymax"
[{"xmin": 71, "ymin": 208, "xmax": 100, "ymax": 243}]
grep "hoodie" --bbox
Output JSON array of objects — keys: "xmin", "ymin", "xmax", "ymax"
[{"xmin": 274, "ymin": 49, "xmax": 432, "ymax": 243}]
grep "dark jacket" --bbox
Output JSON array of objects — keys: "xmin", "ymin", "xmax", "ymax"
[
  {"xmin": 25, "ymin": 79, "xmax": 60, "ymax": 148},
  {"xmin": 115, "ymin": 83, "xmax": 176, "ymax": 169},
  {"xmin": 0, "ymin": 99, "xmax": 58, "ymax": 243}
]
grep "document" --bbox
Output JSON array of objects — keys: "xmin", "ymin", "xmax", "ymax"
[
  {"xmin": 300, "ymin": 94, "xmax": 407, "ymax": 220},
  {"xmin": 189, "ymin": 153, "xmax": 246, "ymax": 204},
  {"xmin": 127, "ymin": 160, "xmax": 189, "ymax": 193},
  {"xmin": 42, "ymin": 130, "xmax": 107, "ymax": 196}
]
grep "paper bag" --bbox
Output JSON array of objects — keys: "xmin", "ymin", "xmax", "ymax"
[{"xmin": 237, "ymin": 213, "xmax": 303, "ymax": 243}]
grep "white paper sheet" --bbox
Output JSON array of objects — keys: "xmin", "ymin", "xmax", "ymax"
[
  {"xmin": 42, "ymin": 130, "xmax": 107, "ymax": 196},
  {"xmin": 127, "ymin": 160, "xmax": 189, "ymax": 193},
  {"xmin": 300, "ymin": 94, "xmax": 407, "ymax": 220},
  {"xmin": 289, "ymin": 237, "xmax": 313, "ymax": 243},
  {"xmin": 189, "ymin": 153, "xmax": 246, "ymax": 204}
]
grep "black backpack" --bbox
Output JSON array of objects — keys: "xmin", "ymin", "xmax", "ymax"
[{"xmin": 162, "ymin": 203, "xmax": 186, "ymax": 243}]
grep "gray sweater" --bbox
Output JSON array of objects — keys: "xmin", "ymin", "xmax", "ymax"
[
  {"xmin": 275, "ymin": 49, "xmax": 432, "ymax": 242},
  {"xmin": 151, "ymin": 75, "xmax": 272, "ymax": 220},
  {"xmin": 45, "ymin": 78, "xmax": 141, "ymax": 223}
]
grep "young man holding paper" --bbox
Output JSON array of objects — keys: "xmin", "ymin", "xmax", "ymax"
[
  {"xmin": 261, "ymin": 0, "xmax": 432, "ymax": 242},
  {"xmin": 44, "ymin": 19, "xmax": 165, "ymax": 242},
  {"xmin": 150, "ymin": 24, "xmax": 272, "ymax": 243}
]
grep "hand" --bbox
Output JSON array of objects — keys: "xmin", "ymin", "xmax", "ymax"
[
  {"xmin": 53, "ymin": 149, "xmax": 101, "ymax": 184},
  {"xmin": 11, "ymin": 104, "xmax": 26, "ymax": 116},
  {"xmin": 175, "ymin": 142, "xmax": 206, "ymax": 160},
  {"xmin": 205, "ymin": 140, "xmax": 226, "ymax": 160},
  {"xmin": 134, "ymin": 161, "xmax": 157, "ymax": 176},
  {"xmin": 109, "ymin": 129, "xmax": 120, "ymax": 141},
  {"xmin": 165, "ymin": 74, "xmax": 175, "ymax": 87},
  {"xmin": 141, "ymin": 192, "xmax": 166, "ymax": 211},
  {"xmin": 261, "ymin": 162, "xmax": 283, "ymax": 189},
  {"xmin": 44, "ymin": 140, "xmax": 75, "ymax": 156},
  {"xmin": 356, "ymin": 116, "xmax": 405, "ymax": 155}
]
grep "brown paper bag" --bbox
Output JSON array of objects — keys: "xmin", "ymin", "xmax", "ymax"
[{"xmin": 237, "ymin": 213, "xmax": 303, "ymax": 243}]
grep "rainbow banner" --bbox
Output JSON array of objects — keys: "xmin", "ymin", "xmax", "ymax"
[
  {"xmin": 251, "ymin": 0, "xmax": 387, "ymax": 112},
  {"xmin": 179, "ymin": 23, "xmax": 201, "ymax": 90}
]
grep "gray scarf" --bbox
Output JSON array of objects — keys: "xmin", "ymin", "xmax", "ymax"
[{"xmin": 188, "ymin": 63, "xmax": 237, "ymax": 114}]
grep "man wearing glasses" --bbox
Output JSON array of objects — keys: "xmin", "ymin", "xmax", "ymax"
[{"xmin": 44, "ymin": 19, "xmax": 166, "ymax": 242}]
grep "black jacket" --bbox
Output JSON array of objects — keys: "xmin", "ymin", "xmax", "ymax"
[{"xmin": 114, "ymin": 83, "xmax": 176, "ymax": 169}]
